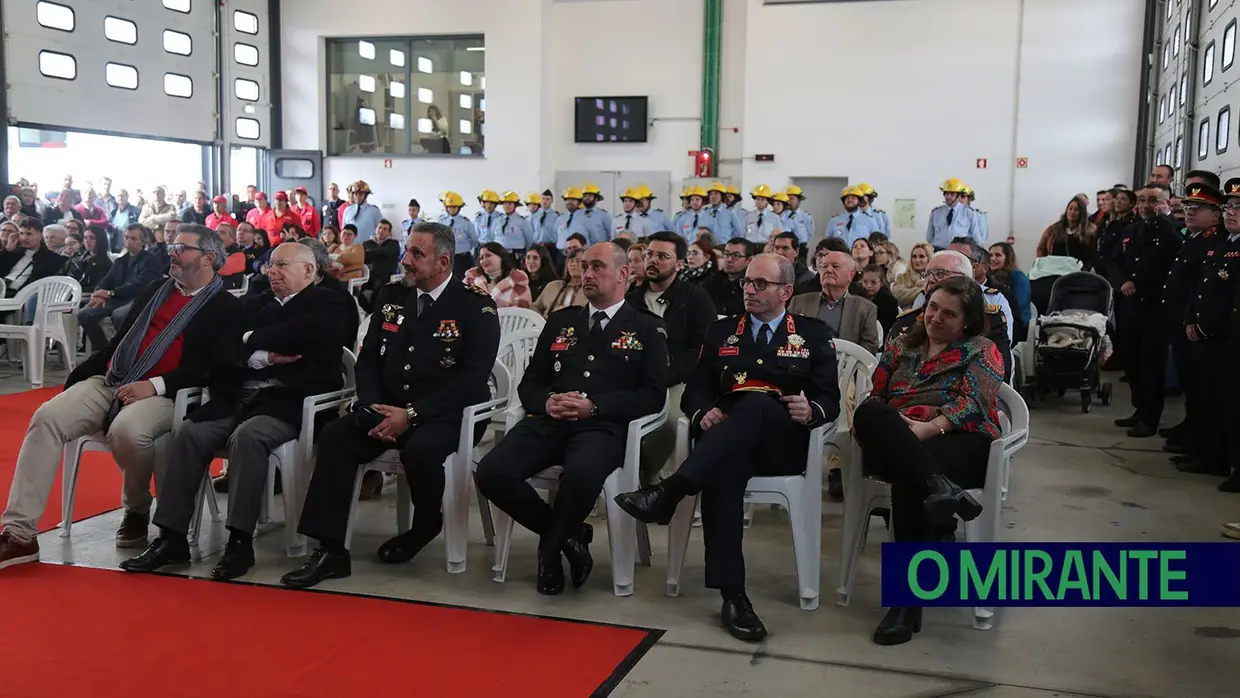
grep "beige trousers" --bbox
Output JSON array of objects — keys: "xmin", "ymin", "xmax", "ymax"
[{"xmin": 1, "ymin": 376, "xmax": 174, "ymax": 540}]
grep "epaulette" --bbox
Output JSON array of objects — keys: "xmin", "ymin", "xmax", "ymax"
[
  {"xmin": 463, "ymin": 282, "xmax": 491, "ymax": 298},
  {"xmin": 985, "ymin": 303, "xmax": 1003, "ymax": 315},
  {"xmin": 897, "ymin": 306, "xmax": 922, "ymax": 318},
  {"xmin": 1204, "ymin": 227, "xmax": 1218, "ymax": 237},
  {"xmin": 982, "ymin": 286, "xmax": 1000, "ymax": 295}
]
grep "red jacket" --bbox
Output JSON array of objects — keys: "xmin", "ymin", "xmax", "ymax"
[
  {"xmin": 295, "ymin": 204, "xmax": 321, "ymax": 237},
  {"xmin": 205, "ymin": 212, "xmax": 239, "ymax": 231},
  {"xmin": 258, "ymin": 207, "xmax": 300, "ymax": 246}
]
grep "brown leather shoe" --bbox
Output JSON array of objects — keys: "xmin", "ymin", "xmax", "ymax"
[
  {"xmin": 115, "ymin": 511, "xmax": 150, "ymax": 549},
  {"xmin": 0, "ymin": 529, "xmax": 39, "ymax": 570}
]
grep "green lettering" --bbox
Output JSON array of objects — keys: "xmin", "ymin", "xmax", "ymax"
[
  {"xmin": 1159, "ymin": 550, "xmax": 1188, "ymax": 601},
  {"xmin": 1023, "ymin": 550, "xmax": 1055, "ymax": 600},
  {"xmin": 1008, "ymin": 545, "xmax": 1020, "ymax": 600},
  {"xmin": 1129, "ymin": 550, "xmax": 1157, "ymax": 600},
  {"xmin": 1092, "ymin": 550, "xmax": 1126, "ymax": 599},
  {"xmin": 962, "ymin": 550, "xmax": 1004, "ymax": 601},
  {"xmin": 908, "ymin": 551, "xmax": 949, "ymax": 600},
  {"xmin": 1057, "ymin": 550, "xmax": 1090, "ymax": 601}
]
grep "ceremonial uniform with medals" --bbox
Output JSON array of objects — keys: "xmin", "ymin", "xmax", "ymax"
[
  {"xmin": 294, "ymin": 276, "xmax": 501, "ymax": 556},
  {"xmin": 474, "ymin": 301, "xmax": 668, "ymax": 576},
  {"xmin": 892, "ymin": 284, "xmax": 1012, "ymax": 377},
  {"xmin": 674, "ymin": 312, "xmax": 840, "ymax": 593}
]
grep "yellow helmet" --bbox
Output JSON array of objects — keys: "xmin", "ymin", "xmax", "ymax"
[
  {"xmin": 751, "ymin": 184, "xmax": 774, "ymax": 199},
  {"xmin": 525, "ymin": 192, "xmax": 542, "ymax": 205},
  {"xmin": 726, "ymin": 184, "xmax": 740, "ymax": 195},
  {"xmin": 707, "ymin": 181, "xmax": 728, "ymax": 194},
  {"xmin": 348, "ymin": 180, "xmax": 372, "ymax": 194},
  {"xmin": 685, "ymin": 185, "xmax": 708, "ymax": 198},
  {"xmin": 785, "ymin": 185, "xmax": 805, "ymax": 199},
  {"xmin": 562, "ymin": 186, "xmax": 584, "ymax": 200},
  {"xmin": 441, "ymin": 191, "xmax": 465, "ymax": 208},
  {"xmin": 960, "ymin": 185, "xmax": 976, "ymax": 198},
  {"xmin": 581, "ymin": 183, "xmax": 602, "ymax": 197},
  {"xmin": 771, "ymin": 192, "xmax": 791, "ymax": 204},
  {"xmin": 478, "ymin": 189, "xmax": 500, "ymax": 204},
  {"xmin": 500, "ymin": 190, "xmax": 521, "ymax": 204},
  {"xmin": 840, "ymin": 186, "xmax": 864, "ymax": 199},
  {"xmin": 680, "ymin": 187, "xmax": 691, "ymax": 198},
  {"xmin": 620, "ymin": 187, "xmax": 641, "ymax": 201},
  {"xmin": 857, "ymin": 183, "xmax": 876, "ymax": 196},
  {"xmin": 940, "ymin": 178, "xmax": 966, "ymax": 193},
  {"xmin": 634, "ymin": 184, "xmax": 655, "ymax": 199}
]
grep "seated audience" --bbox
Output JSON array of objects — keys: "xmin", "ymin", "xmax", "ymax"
[
  {"xmin": 1, "ymin": 218, "xmax": 69, "ymax": 298},
  {"xmin": 43, "ymin": 189, "xmax": 85, "ymax": 227},
  {"xmin": 789, "ymin": 251, "xmax": 880, "ymax": 353},
  {"xmin": 851, "ymin": 237, "xmax": 875, "ymax": 276},
  {"xmin": 681, "ymin": 239, "xmax": 717, "ymax": 284},
  {"xmin": 42, "ymin": 223, "xmax": 69, "ymax": 255},
  {"xmin": 532, "ymin": 251, "xmax": 588, "ymax": 317},
  {"xmin": 892, "ymin": 242, "xmax": 933, "ymax": 309},
  {"xmin": 0, "ymin": 220, "xmax": 18, "ymax": 252},
  {"xmin": 0, "ymin": 226, "xmax": 242, "ymax": 569},
  {"xmin": 238, "ymin": 221, "xmax": 271, "ymax": 276},
  {"xmin": 523, "ymin": 245, "xmax": 558, "ymax": 301},
  {"xmin": 874, "ymin": 241, "xmax": 908, "ymax": 283},
  {"xmin": 475, "ymin": 243, "xmax": 668, "ymax": 595},
  {"xmin": 950, "ymin": 238, "xmax": 1019, "ymax": 344},
  {"xmin": 331, "ymin": 225, "xmax": 365, "ymax": 281},
  {"xmin": 699, "ymin": 237, "xmax": 751, "ymax": 316},
  {"xmin": 858, "ymin": 263, "xmax": 900, "ymax": 337},
  {"xmin": 121, "ymin": 242, "xmax": 350, "ymax": 579},
  {"xmin": 852, "ymin": 276, "xmax": 1004, "ymax": 646},
  {"xmin": 77, "ymin": 224, "xmax": 165, "ymax": 350},
  {"xmin": 61, "ymin": 232, "xmax": 82, "ymax": 257},
  {"xmin": 61, "ymin": 224, "xmax": 113, "ymax": 295},
  {"xmin": 205, "ymin": 195, "xmax": 239, "ymax": 231},
  {"xmin": 319, "ymin": 225, "xmax": 341, "ymax": 254},
  {"xmin": 280, "ymin": 223, "xmax": 500, "ymax": 588},
  {"xmin": 180, "ymin": 191, "xmax": 210, "ymax": 225},
  {"xmin": 615, "ymin": 253, "xmax": 839, "ymax": 641},
  {"xmin": 464, "ymin": 242, "xmax": 532, "ymax": 308},
  {"xmin": 795, "ymin": 238, "xmax": 852, "ymax": 295},
  {"xmin": 361, "ymin": 220, "xmax": 401, "ymax": 305},
  {"xmin": 773, "ymin": 232, "xmax": 815, "ymax": 288}
]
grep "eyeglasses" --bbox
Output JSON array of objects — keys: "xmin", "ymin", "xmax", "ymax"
[
  {"xmin": 722, "ymin": 252, "xmax": 749, "ymax": 260},
  {"xmin": 739, "ymin": 277, "xmax": 785, "ymax": 292},
  {"xmin": 1223, "ymin": 204, "xmax": 1240, "ymax": 213},
  {"xmin": 261, "ymin": 260, "xmax": 311, "ymax": 273},
  {"xmin": 645, "ymin": 251, "xmax": 676, "ymax": 262},
  {"xmin": 1181, "ymin": 205, "xmax": 1205, "ymax": 215},
  {"xmin": 924, "ymin": 268, "xmax": 960, "ymax": 281},
  {"xmin": 165, "ymin": 243, "xmax": 202, "ymax": 256}
]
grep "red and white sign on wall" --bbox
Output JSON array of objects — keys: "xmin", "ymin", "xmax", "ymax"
[
  {"xmin": 976, "ymin": 158, "xmax": 988, "ymax": 169},
  {"xmin": 1016, "ymin": 157, "xmax": 1029, "ymax": 169},
  {"xmin": 383, "ymin": 159, "xmax": 393, "ymax": 169}
]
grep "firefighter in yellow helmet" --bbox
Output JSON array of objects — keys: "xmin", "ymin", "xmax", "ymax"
[
  {"xmin": 958, "ymin": 185, "xmax": 989, "ymax": 241},
  {"xmin": 474, "ymin": 189, "xmax": 501, "ymax": 245},
  {"xmin": 927, "ymin": 178, "xmax": 983, "ymax": 249},
  {"xmin": 527, "ymin": 189, "xmax": 558, "ymax": 247},
  {"xmin": 825, "ymin": 186, "xmax": 881, "ymax": 245},
  {"xmin": 570, "ymin": 184, "xmax": 611, "ymax": 244},
  {"xmin": 745, "ymin": 185, "xmax": 782, "ymax": 243},
  {"xmin": 635, "ymin": 184, "xmax": 675, "ymax": 231},
  {"xmin": 494, "ymin": 191, "xmax": 532, "ymax": 255},
  {"xmin": 724, "ymin": 183, "xmax": 747, "ymax": 232},
  {"xmin": 783, "ymin": 185, "xmax": 816, "ymax": 241},
  {"xmin": 702, "ymin": 182, "xmax": 739, "ymax": 239},
  {"xmin": 437, "ymin": 191, "xmax": 479, "ymax": 277},
  {"xmin": 615, "ymin": 187, "xmax": 656, "ymax": 238},
  {"xmin": 673, "ymin": 185, "xmax": 710, "ymax": 241},
  {"xmin": 856, "ymin": 183, "xmax": 891, "ymax": 235}
]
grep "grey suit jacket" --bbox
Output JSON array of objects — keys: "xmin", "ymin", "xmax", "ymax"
[{"xmin": 788, "ymin": 292, "xmax": 880, "ymax": 354}]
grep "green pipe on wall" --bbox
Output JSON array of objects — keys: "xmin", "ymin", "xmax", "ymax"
[{"xmin": 700, "ymin": 0, "xmax": 722, "ymax": 176}]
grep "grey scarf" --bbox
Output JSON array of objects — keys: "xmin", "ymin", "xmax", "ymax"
[{"xmin": 105, "ymin": 275, "xmax": 224, "ymax": 391}]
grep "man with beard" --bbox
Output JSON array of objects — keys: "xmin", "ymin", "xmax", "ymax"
[
  {"xmin": 700, "ymin": 237, "xmax": 752, "ymax": 315},
  {"xmin": 626, "ymin": 231, "xmax": 716, "ymax": 482},
  {"xmin": 280, "ymin": 222, "xmax": 500, "ymax": 588}
]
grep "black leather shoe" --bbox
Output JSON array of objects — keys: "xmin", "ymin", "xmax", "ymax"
[
  {"xmin": 120, "ymin": 536, "xmax": 190, "ymax": 573},
  {"xmin": 873, "ymin": 607, "xmax": 922, "ymax": 646},
  {"xmin": 563, "ymin": 524, "xmax": 594, "ymax": 589},
  {"xmin": 923, "ymin": 475, "xmax": 982, "ymax": 526},
  {"xmin": 376, "ymin": 523, "xmax": 441, "ymax": 565},
  {"xmin": 1160, "ymin": 423, "xmax": 1186, "ymax": 440},
  {"xmin": 614, "ymin": 483, "xmax": 679, "ymax": 525},
  {"xmin": 826, "ymin": 469, "xmax": 843, "ymax": 502},
  {"xmin": 1217, "ymin": 472, "xmax": 1240, "ymax": 493},
  {"xmin": 1114, "ymin": 415, "xmax": 1140, "ymax": 428},
  {"xmin": 1126, "ymin": 423, "xmax": 1157, "ymax": 438},
  {"xmin": 1177, "ymin": 459, "xmax": 1229, "ymax": 476},
  {"xmin": 1162, "ymin": 441, "xmax": 1188, "ymax": 454},
  {"xmin": 720, "ymin": 594, "xmax": 767, "ymax": 642},
  {"xmin": 280, "ymin": 547, "xmax": 351, "ymax": 588},
  {"xmin": 537, "ymin": 552, "xmax": 566, "ymax": 595},
  {"xmin": 1170, "ymin": 454, "xmax": 1198, "ymax": 466},
  {"xmin": 210, "ymin": 538, "xmax": 255, "ymax": 580}
]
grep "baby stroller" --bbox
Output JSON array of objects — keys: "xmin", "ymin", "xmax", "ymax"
[{"xmin": 1031, "ymin": 271, "xmax": 1114, "ymax": 412}]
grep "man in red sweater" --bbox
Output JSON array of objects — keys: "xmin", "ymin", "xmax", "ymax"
[
  {"xmin": 206, "ymin": 195, "xmax": 239, "ymax": 231},
  {"xmin": 0, "ymin": 225, "xmax": 243, "ymax": 570}
]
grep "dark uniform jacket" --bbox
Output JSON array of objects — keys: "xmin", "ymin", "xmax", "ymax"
[
  {"xmin": 1166, "ymin": 227, "xmax": 1222, "ymax": 333},
  {"xmin": 1187, "ymin": 232, "xmax": 1240, "ymax": 340},
  {"xmin": 1119, "ymin": 214, "xmax": 1182, "ymax": 309},
  {"xmin": 626, "ymin": 278, "xmax": 716, "ymax": 386},
  {"xmin": 1096, "ymin": 212, "xmax": 1137, "ymax": 280},
  {"xmin": 699, "ymin": 270, "xmax": 745, "ymax": 316},
  {"xmin": 890, "ymin": 287, "xmax": 1012, "ymax": 378},
  {"xmin": 519, "ymin": 302, "xmax": 669, "ymax": 426},
  {"xmin": 682, "ymin": 312, "xmax": 841, "ymax": 430},
  {"xmin": 355, "ymin": 279, "xmax": 500, "ymax": 424},
  {"xmin": 189, "ymin": 285, "xmax": 351, "ymax": 430},
  {"xmin": 67, "ymin": 278, "xmax": 244, "ymax": 396}
]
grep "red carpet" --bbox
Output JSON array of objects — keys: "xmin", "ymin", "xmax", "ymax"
[
  {"xmin": 0, "ymin": 387, "xmax": 223, "ymax": 532},
  {"xmin": 1, "ymin": 563, "xmax": 660, "ymax": 697}
]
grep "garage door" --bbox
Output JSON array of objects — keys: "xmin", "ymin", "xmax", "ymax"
[{"xmin": 4, "ymin": 0, "xmax": 218, "ymax": 143}]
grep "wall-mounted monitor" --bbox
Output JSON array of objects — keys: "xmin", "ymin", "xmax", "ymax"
[{"xmin": 574, "ymin": 96, "xmax": 649, "ymax": 143}]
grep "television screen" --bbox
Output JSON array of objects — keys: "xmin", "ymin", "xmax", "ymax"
[{"xmin": 574, "ymin": 96, "xmax": 649, "ymax": 143}]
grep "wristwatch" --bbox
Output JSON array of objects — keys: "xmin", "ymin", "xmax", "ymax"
[
  {"xmin": 405, "ymin": 405, "xmax": 418, "ymax": 424},
  {"xmin": 589, "ymin": 401, "xmax": 599, "ymax": 418}
]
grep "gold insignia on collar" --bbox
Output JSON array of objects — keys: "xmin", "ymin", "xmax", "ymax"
[
  {"xmin": 466, "ymin": 284, "xmax": 491, "ymax": 297},
  {"xmin": 482, "ymin": 306, "xmax": 497, "ymax": 314}
]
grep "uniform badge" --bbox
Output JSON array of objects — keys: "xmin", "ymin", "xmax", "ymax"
[
  {"xmin": 1221, "ymin": 268, "xmax": 1231, "ymax": 280},
  {"xmin": 551, "ymin": 327, "xmax": 577, "ymax": 352},
  {"xmin": 482, "ymin": 306, "xmax": 497, "ymax": 314},
  {"xmin": 433, "ymin": 320, "xmax": 461, "ymax": 341},
  {"xmin": 787, "ymin": 334, "xmax": 804, "ymax": 347},
  {"xmin": 382, "ymin": 321, "xmax": 400, "ymax": 333},
  {"xmin": 381, "ymin": 304, "xmax": 403, "ymax": 323},
  {"xmin": 985, "ymin": 303, "xmax": 1001, "ymax": 314},
  {"xmin": 440, "ymin": 356, "xmax": 457, "ymax": 369},
  {"xmin": 735, "ymin": 372, "xmax": 747, "ymax": 385},
  {"xmin": 611, "ymin": 331, "xmax": 644, "ymax": 351},
  {"xmin": 656, "ymin": 326, "xmax": 668, "ymax": 338},
  {"xmin": 554, "ymin": 360, "xmax": 562, "ymax": 373},
  {"xmin": 725, "ymin": 335, "xmax": 739, "ymax": 346}
]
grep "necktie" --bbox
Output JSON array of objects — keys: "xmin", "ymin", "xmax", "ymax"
[
  {"xmin": 846, "ymin": 213, "xmax": 854, "ymax": 231},
  {"xmin": 692, "ymin": 213, "xmax": 699, "ymax": 230},
  {"xmin": 502, "ymin": 217, "xmax": 509, "ymax": 233},
  {"xmin": 566, "ymin": 212, "xmax": 574, "ymax": 228},
  {"xmin": 757, "ymin": 324, "xmax": 772, "ymax": 349},
  {"xmin": 946, "ymin": 209, "xmax": 955, "ymax": 227},
  {"xmin": 589, "ymin": 310, "xmax": 607, "ymax": 344},
  {"xmin": 540, "ymin": 211, "xmax": 546, "ymax": 227},
  {"xmin": 417, "ymin": 293, "xmax": 433, "ymax": 318},
  {"xmin": 625, "ymin": 214, "xmax": 632, "ymax": 229},
  {"xmin": 757, "ymin": 215, "xmax": 764, "ymax": 232}
]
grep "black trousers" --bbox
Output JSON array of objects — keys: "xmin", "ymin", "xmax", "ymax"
[
  {"xmin": 474, "ymin": 416, "xmax": 624, "ymax": 557},
  {"xmin": 676, "ymin": 394, "xmax": 807, "ymax": 589},
  {"xmin": 1189, "ymin": 340, "xmax": 1230, "ymax": 467},
  {"xmin": 852, "ymin": 401, "xmax": 991, "ymax": 543},
  {"xmin": 1170, "ymin": 330, "xmax": 1204, "ymax": 451},
  {"xmin": 296, "ymin": 413, "xmax": 461, "ymax": 546},
  {"xmin": 1122, "ymin": 302, "xmax": 1168, "ymax": 427}
]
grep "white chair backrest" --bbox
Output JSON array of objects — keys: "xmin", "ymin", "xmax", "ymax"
[
  {"xmin": 0, "ymin": 278, "xmax": 7, "ymax": 298},
  {"xmin": 875, "ymin": 318, "xmax": 884, "ymax": 351},
  {"xmin": 490, "ymin": 359, "xmax": 512, "ymax": 402},
  {"xmin": 356, "ymin": 314, "xmax": 371, "ymax": 353},
  {"xmin": 996, "ymin": 382, "xmax": 1030, "ymax": 439},
  {"xmin": 357, "ymin": 266, "xmax": 371, "ymax": 283},
  {"xmin": 833, "ymin": 338, "xmax": 879, "ymax": 417},
  {"xmin": 495, "ymin": 326, "xmax": 541, "ymax": 391},
  {"xmin": 14, "ymin": 276, "xmax": 82, "ymax": 320},
  {"xmin": 497, "ymin": 306, "xmax": 545, "ymax": 335},
  {"xmin": 227, "ymin": 274, "xmax": 250, "ymax": 298},
  {"xmin": 342, "ymin": 347, "xmax": 358, "ymax": 389}
]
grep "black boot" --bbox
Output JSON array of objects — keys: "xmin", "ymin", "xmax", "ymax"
[
  {"xmin": 1113, "ymin": 414, "xmax": 1140, "ymax": 428},
  {"xmin": 923, "ymin": 474, "xmax": 982, "ymax": 527},
  {"xmin": 1218, "ymin": 470, "xmax": 1240, "ymax": 493},
  {"xmin": 119, "ymin": 536, "xmax": 190, "ymax": 573},
  {"xmin": 873, "ymin": 607, "xmax": 922, "ymax": 645},
  {"xmin": 376, "ymin": 520, "xmax": 442, "ymax": 565}
]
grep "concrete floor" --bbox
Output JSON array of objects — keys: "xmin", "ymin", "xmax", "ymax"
[{"xmin": 8, "ymin": 361, "xmax": 1240, "ymax": 698}]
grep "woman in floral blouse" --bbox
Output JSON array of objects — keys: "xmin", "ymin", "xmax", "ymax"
[{"xmin": 851, "ymin": 275, "xmax": 1004, "ymax": 647}]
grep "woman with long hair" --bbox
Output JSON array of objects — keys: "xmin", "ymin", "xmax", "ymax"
[
  {"xmin": 62, "ymin": 224, "xmax": 113, "ymax": 295},
  {"xmin": 532, "ymin": 251, "xmax": 588, "ymax": 317},
  {"xmin": 891, "ymin": 242, "xmax": 934, "ymax": 309},
  {"xmin": 319, "ymin": 224, "xmax": 341, "ymax": 254},
  {"xmin": 1036, "ymin": 196, "xmax": 1096, "ymax": 268},
  {"xmin": 522, "ymin": 245, "xmax": 558, "ymax": 301},
  {"xmin": 873, "ymin": 241, "xmax": 908, "ymax": 283},
  {"xmin": 858, "ymin": 263, "xmax": 900, "ymax": 336},
  {"xmin": 681, "ymin": 239, "xmax": 716, "ymax": 284},
  {"xmin": 989, "ymin": 242, "xmax": 1032, "ymax": 334},
  {"xmin": 851, "ymin": 238, "xmax": 875, "ymax": 282},
  {"xmin": 464, "ymin": 242, "xmax": 532, "ymax": 308}
]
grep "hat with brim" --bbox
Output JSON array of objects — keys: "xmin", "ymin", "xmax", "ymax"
[
  {"xmin": 1224, "ymin": 178, "xmax": 1240, "ymax": 199},
  {"xmin": 1183, "ymin": 183, "xmax": 1224, "ymax": 207}
]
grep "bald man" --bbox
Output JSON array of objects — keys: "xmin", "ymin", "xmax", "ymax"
[{"xmin": 122, "ymin": 242, "xmax": 353, "ymax": 580}]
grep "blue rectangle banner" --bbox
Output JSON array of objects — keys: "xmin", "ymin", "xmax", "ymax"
[{"xmin": 880, "ymin": 543, "xmax": 1240, "ymax": 607}]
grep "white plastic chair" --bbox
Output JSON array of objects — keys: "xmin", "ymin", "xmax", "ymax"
[
  {"xmin": 875, "ymin": 317, "xmax": 885, "ymax": 353},
  {"xmin": 497, "ymin": 306, "xmax": 545, "ymax": 336},
  {"xmin": 355, "ymin": 314, "xmax": 370, "ymax": 354},
  {"xmin": 835, "ymin": 383, "xmax": 1030, "ymax": 630},
  {"xmin": 389, "ymin": 273, "xmax": 403, "ymax": 283},
  {"xmin": 59, "ymin": 387, "xmax": 219, "ymax": 540},
  {"xmin": 343, "ymin": 360, "xmax": 512, "ymax": 573},
  {"xmin": 347, "ymin": 266, "xmax": 371, "ymax": 296},
  {"xmin": 0, "ymin": 276, "xmax": 82, "ymax": 386},
  {"xmin": 664, "ymin": 416, "xmax": 836, "ymax": 611},
  {"xmin": 227, "ymin": 274, "xmax": 250, "ymax": 298},
  {"xmin": 488, "ymin": 395, "xmax": 668, "ymax": 596}
]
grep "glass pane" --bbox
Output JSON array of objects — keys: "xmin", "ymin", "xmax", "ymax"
[
  {"xmin": 163, "ymin": 0, "xmax": 190, "ymax": 13},
  {"xmin": 417, "ymin": 87, "xmax": 434, "ymax": 104},
  {"xmin": 1176, "ymin": 138, "xmax": 1183, "ymax": 167},
  {"xmin": 1225, "ymin": 22, "xmax": 1237, "ymax": 69},
  {"xmin": 104, "ymin": 17, "xmax": 137, "ymax": 44},
  {"xmin": 274, "ymin": 159, "xmax": 314, "ymax": 179},
  {"xmin": 408, "ymin": 36, "xmax": 485, "ymax": 155},
  {"xmin": 1199, "ymin": 121, "xmax": 1210, "ymax": 159},
  {"xmin": 36, "ymin": 2, "xmax": 74, "ymax": 32},
  {"xmin": 233, "ymin": 10, "xmax": 258, "ymax": 35},
  {"xmin": 105, "ymin": 63, "xmax": 138, "ymax": 90},
  {"xmin": 1205, "ymin": 44, "xmax": 1216, "ymax": 83},
  {"xmin": 1170, "ymin": 85, "xmax": 1177, "ymax": 110},
  {"xmin": 1174, "ymin": 27, "xmax": 1181, "ymax": 56},
  {"xmin": 234, "ymin": 78, "xmax": 259, "ymax": 101},
  {"xmin": 236, "ymin": 118, "xmax": 260, "ymax": 140},
  {"xmin": 38, "ymin": 51, "xmax": 76, "ymax": 80},
  {"xmin": 1219, "ymin": 109, "xmax": 1231, "ymax": 152},
  {"xmin": 164, "ymin": 73, "xmax": 193, "ymax": 98},
  {"xmin": 326, "ymin": 38, "xmax": 411, "ymax": 156},
  {"xmin": 163, "ymin": 29, "xmax": 192, "ymax": 56},
  {"xmin": 1180, "ymin": 74, "xmax": 1187, "ymax": 104},
  {"xmin": 234, "ymin": 43, "xmax": 259, "ymax": 67}
]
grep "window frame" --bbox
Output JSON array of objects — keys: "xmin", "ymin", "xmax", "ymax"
[
  {"xmin": 1204, "ymin": 41, "xmax": 1217, "ymax": 85},
  {"xmin": 1174, "ymin": 25, "xmax": 1181, "ymax": 56},
  {"xmin": 1199, "ymin": 117, "xmax": 1212, "ymax": 161},
  {"xmin": 1160, "ymin": 94, "xmax": 1167, "ymax": 123},
  {"xmin": 1180, "ymin": 73, "xmax": 1188, "ymax": 105},
  {"xmin": 1225, "ymin": 19, "xmax": 1237, "ymax": 71},
  {"xmin": 104, "ymin": 62, "xmax": 139, "ymax": 91},
  {"xmin": 37, "ymin": 50, "xmax": 76, "ymax": 81},
  {"xmin": 1219, "ymin": 106, "xmax": 1231, "ymax": 154},
  {"xmin": 162, "ymin": 29, "xmax": 193, "ymax": 57}
]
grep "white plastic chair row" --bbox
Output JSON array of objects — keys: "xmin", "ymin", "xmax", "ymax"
[
  {"xmin": 0, "ymin": 276, "xmax": 82, "ymax": 387},
  {"xmin": 346, "ymin": 266, "xmax": 371, "ymax": 296},
  {"xmin": 835, "ymin": 383, "xmax": 1030, "ymax": 630},
  {"xmin": 497, "ymin": 306, "xmax": 545, "ymax": 336}
]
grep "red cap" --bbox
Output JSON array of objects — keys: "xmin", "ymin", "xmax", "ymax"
[
  {"xmin": 273, "ymin": 191, "xmax": 289, "ymax": 202},
  {"xmin": 212, "ymin": 195, "xmax": 228, "ymax": 204},
  {"xmin": 255, "ymin": 191, "xmax": 268, "ymax": 200},
  {"xmin": 294, "ymin": 186, "xmax": 308, "ymax": 195}
]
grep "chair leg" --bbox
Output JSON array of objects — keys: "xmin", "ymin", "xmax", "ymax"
[
  {"xmin": 603, "ymin": 493, "xmax": 636, "ymax": 597},
  {"xmin": 665, "ymin": 494, "xmax": 698, "ymax": 596},
  {"xmin": 442, "ymin": 452, "xmax": 468, "ymax": 574},
  {"xmin": 786, "ymin": 488, "xmax": 821, "ymax": 611},
  {"xmin": 27, "ymin": 334, "xmax": 42, "ymax": 388},
  {"xmin": 189, "ymin": 471, "xmax": 211, "ymax": 547},
  {"xmin": 476, "ymin": 488, "xmax": 496, "ymax": 546},
  {"xmin": 276, "ymin": 447, "xmax": 305, "ymax": 558},
  {"xmin": 491, "ymin": 509, "xmax": 515, "ymax": 583},
  {"xmin": 835, "ymin": 489, "xmax": 871, "ymax": 607},
  {"xmin": 636, "ymin": 522, "xmax": 651, "ymax": 567},
  {"xmin": 58, "ymin": 439, "xmax": 85, "ymax": 538},
  {"xmin": 742, "ymin": 502, "xmax": 754, "ymax": 529}
]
